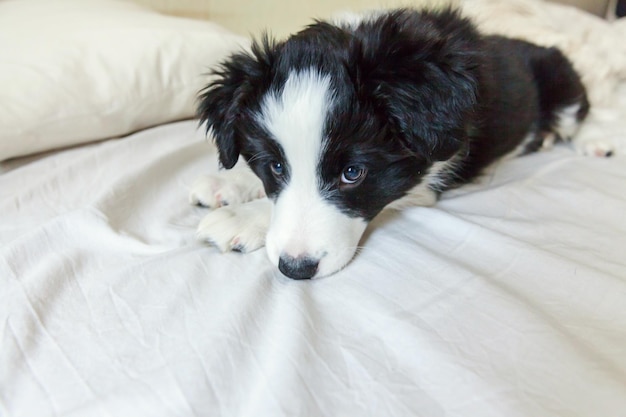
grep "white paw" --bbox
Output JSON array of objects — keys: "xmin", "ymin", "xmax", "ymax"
[
  {"xmin": 578, "ymin": 139, "xmax": 615, "ymax": 158},
  {"xmin": 196, "ymin": 199, "xmax": 272, "ymax": 253},
  {"xmin": 189, "ymin": 167, "xmax": 265, "ymax": 209},
  {"xmin": 573, "ymin": 108, "xmax": 623, "ymax": 157}
]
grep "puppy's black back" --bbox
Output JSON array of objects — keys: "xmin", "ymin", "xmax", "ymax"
[{"xmin": 452, "ymin": 36, "xmax": 588, "ymax": 184}]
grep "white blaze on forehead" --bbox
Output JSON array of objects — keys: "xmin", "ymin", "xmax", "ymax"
[
  {"xmin": 258, "ymin": 69, "xmax": 367, "ymax": 277},
  {"xmin": 259, "ymin": 68, "xmax": 333, "ymax": 182}
]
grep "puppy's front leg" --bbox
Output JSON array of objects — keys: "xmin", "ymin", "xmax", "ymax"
[
  {"xmin": 196, "ymin": 198, "xmax": 272, "ymax": 253},
  {"xmin": 189, "ymin": 162, "xmax": 265, "ymax": 209}
]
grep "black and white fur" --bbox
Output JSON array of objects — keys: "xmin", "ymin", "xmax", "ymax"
[{"xmin": 190, "ymin": 8, "xmax": 589, "ymax": 280}]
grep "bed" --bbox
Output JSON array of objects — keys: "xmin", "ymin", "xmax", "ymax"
[{"xmin": 1, "ymin": 0, "xmax": 626, "ymax": 416}]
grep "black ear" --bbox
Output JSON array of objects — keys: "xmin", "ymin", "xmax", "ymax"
[
  {"xmin": 350, "ymin": 9, "xmax": 480, "ymax": 161},
  {"xmin": 198, "ymin": 37, "xmax": 277, "ymax": 169}
]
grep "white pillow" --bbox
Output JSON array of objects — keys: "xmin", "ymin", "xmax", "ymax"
[{"xmin": 0, "ymin": 0, "xmax": 248, "ymax": 161}]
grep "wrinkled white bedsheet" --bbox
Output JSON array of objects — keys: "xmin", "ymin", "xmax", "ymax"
[{"xmin": 1, "ymin": 118, "xmax": 626, "ymax": 416}]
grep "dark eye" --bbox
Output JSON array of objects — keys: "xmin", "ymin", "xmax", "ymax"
[
  {"xmin": 270, "ymin": 161, "xmax": 284, "ymax": 177},
  {"xmin": 341, "ymin": 165, "xmax": 367, "ymax": 185}
]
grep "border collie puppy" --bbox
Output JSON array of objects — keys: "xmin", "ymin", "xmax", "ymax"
[{"xmin": 190, "ymin": 7, "xmax": 589, "ymax": 280}]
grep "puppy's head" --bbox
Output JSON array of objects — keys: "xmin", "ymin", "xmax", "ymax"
[{"xmin": 198, "ymin": 9, "xmax": 479, "ymax": 279}]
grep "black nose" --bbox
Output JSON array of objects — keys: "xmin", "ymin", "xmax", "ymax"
[{"xmin": 278, "ymin": 255, "xmax": 319, "ymax": 280}]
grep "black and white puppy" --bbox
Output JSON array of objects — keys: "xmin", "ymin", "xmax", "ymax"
[{"xmin": 190, "ymin": 8, "xmax": 589, "ymax": 280}]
